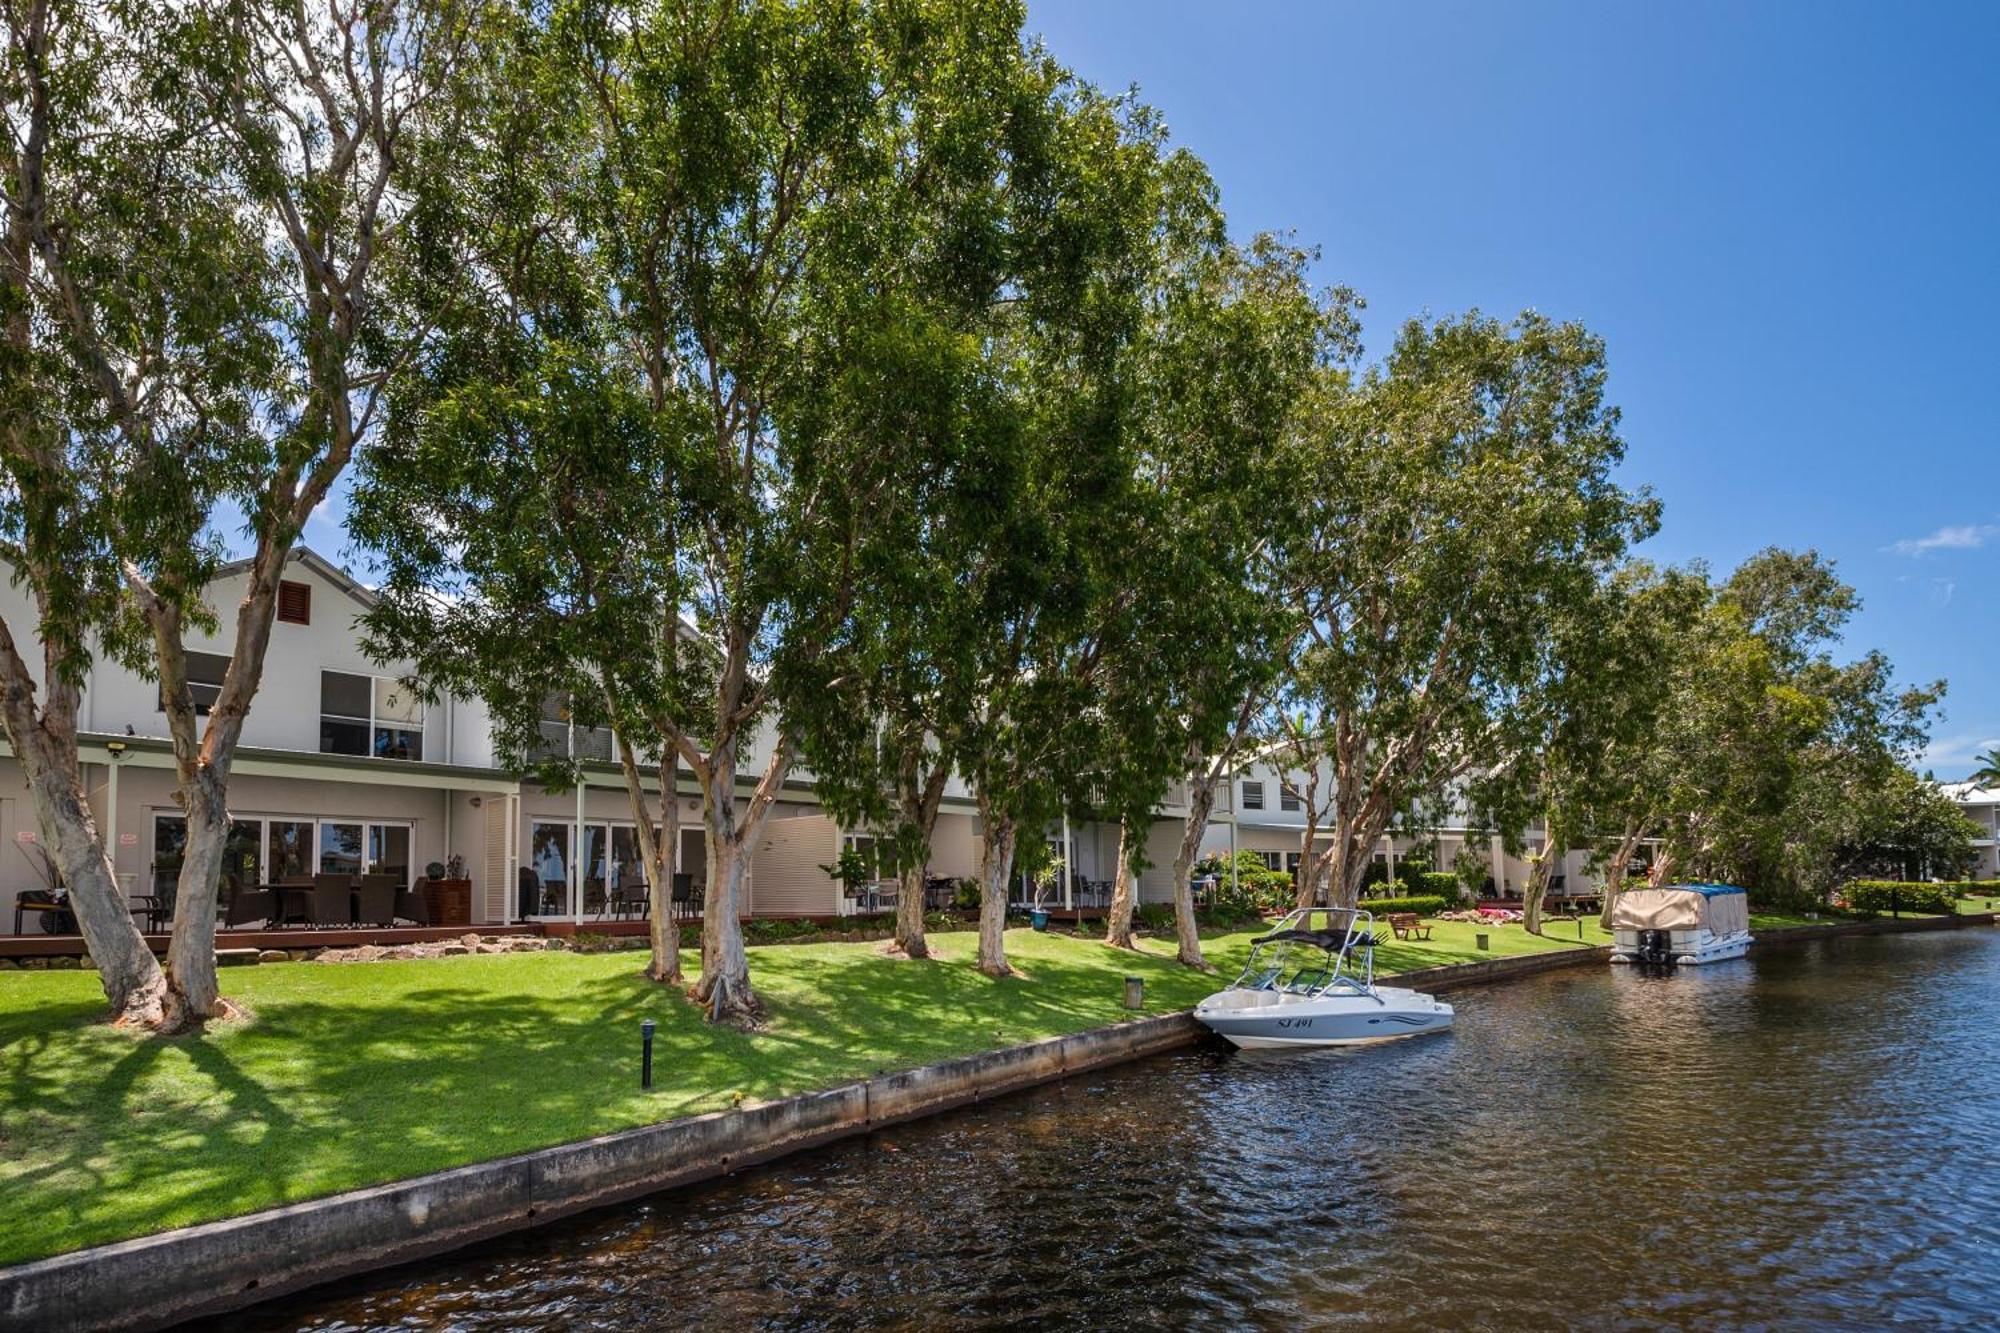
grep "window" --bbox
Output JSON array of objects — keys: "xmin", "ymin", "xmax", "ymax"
[
  {"xmin": 267, "ymin": 820, "xmax": 314, "ymax": 882},
  {"xmin": 535, "ymin": 693, "xmax": 614, "ymax": 762},
  {"xmin": 161, "ymin": 651, "xmax": 231, "ymax": 715},
  {"xmin": 843, "ymin": 831, "xmax": 888, "ymax": 879},
  {"xmin": 153, "ymin": 813, "xmax": 412, "ymax": 899},
  {"xmin": 1280, "ymin": 785, "xmax": 1301, "ymax": 813},
  {"xmin": 319, "ymin": 822, "xmax": 364, "ymax": 877},
  {"xmin": 1286, "ymin": 852, "xmax": 1304, "ymax": 875},
  {"xmin": 321, "ymin": 670, "xmax": 425, "ymax": 761},
  {"xmin": 1259, "ymin": 851, "xmax": 1283, "ymax": 872},
  {"xmin": 528, "ymin": 819, "xmax": 658, "ymax": 915},
  {"xmin": 277, "ymin": 580, "xmax": 312, "ymax": 625},
  {"xmin": 1241, "ymin": 780, "xmax": 1265, "ymax": 810}
]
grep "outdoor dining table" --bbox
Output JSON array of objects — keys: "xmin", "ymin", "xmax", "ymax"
[{"xmin": 263, "ymin": 884, "xmax": 317, "ymax": 927}]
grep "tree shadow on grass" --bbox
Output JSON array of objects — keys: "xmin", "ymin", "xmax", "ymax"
[{"xmin": 0, "ymin": 936, "xmax": 1255, "ymax": 1264}]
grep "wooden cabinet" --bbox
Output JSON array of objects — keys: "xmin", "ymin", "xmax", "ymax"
[{"xmin": 422, "ymin": 877, "xmax": 473, "ymax": 928}]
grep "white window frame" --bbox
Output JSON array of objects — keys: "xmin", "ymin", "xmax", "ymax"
[
  {"xmin": 320, "ymin": 669, "xmax": 426, "ymax": 761},
  {"xmin": 150, "ymin": 810, "xmax": 416, "ymax": 889},
  {"xmin": 1241, "ymin": 780, "xmax": 1265, "ymax": 810}
]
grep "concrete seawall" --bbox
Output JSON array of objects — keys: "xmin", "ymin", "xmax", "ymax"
[{"xmin": 4, "ymin": 912, "xmax": 1988, "ymax": 1332}]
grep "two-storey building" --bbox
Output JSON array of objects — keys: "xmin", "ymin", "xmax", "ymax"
[{"xmin": 0, "ymin": 547, "xmax": 1198, "ymax": 936}]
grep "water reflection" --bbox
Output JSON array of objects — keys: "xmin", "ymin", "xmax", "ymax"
[{"xmin": 220, "ymin": 930, "xmax": 2000, "ymax": 1331}]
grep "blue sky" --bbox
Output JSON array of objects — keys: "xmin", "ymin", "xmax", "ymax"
[
  {"xmin": 1021, "ymin": 0, "xmax": 1999, "ymax": 776},
  {"xmin": 299, "ymin": 2, "xmax": 1996, "ymax": 776}
]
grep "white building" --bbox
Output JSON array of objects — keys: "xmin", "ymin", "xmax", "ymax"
[
  {"xmin": 1200, "ymin": 748, "xmax": 1618, "ymax": 900},
  {"xmin": 0, "ymin": 548, "xmax": 1195, "ymax": 935},
  {"xmin": 1944, "ymin": 780, "xmax": 2000, "ymax": 880}
]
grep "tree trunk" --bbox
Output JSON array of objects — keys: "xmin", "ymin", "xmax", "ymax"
[
  {"xmin": 1648, "ymin": 850, "xmax": 1674, "ymax": 889},
  {"xmin": 650, "ymin": 771, "xmax": 682, "ymax": 984},
  {"xmin": 693, "ymin": 828, "xmax": 756, "ymax": 1022},
  {"xmin": 1170, "ymin": 778, "xmax": 1214, "ymax": 968},
  {"xmin": 1598, "ymin": 823, "xmax": 1647, "ymax": 929},
  {"xmin": 894, "ymin": 856, "xmax": 929, "ymax": 959},
  {"xmin": 976, "ymin": 809, "xmax": 1015, "ymax": 977},
  {"xmin": 1523, "ymin": 840, "xmax": 1562, "ymax": 936},
  {"xmin": 27, "ymin": 742, "xmax": 164, "ymax": 1024},
  {"xmin": 0, "ymin": 636, "xmax": 164, "ymax": 1025},
  {"xmin": 161, "ymin": 769, "xmax": 229, "ymax": 1027},
  {"xmin": 1102, "ymin": 818, "xmax": 1137, "ymax": 949}
]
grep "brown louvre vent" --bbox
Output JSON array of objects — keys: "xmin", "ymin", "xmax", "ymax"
[{"xmin": 277, "ymin": 579, "xmax": 311, "ymax": 625}]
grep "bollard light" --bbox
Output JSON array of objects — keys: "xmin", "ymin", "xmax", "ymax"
[
  {"xmin": 1123, "ymin": 976, "xmax": 1144, "ymax": 1010},
  {"xmin": 640, "ymin": 1018, "xmax": 656, "ymax": 1090},
  {"xmin": 1475, "ymin": 932, "xmax": 1490, "ymax": 951}
]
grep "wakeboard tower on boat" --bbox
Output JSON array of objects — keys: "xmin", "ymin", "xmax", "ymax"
[{"xmin": 1193, "ymin": 907, "xmax": 1453, "ymax": 1049}]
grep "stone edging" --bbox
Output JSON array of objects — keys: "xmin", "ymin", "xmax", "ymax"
[{"xmin": 6, "ymin": 914, "xmax": 1990, "ymax": 1332}]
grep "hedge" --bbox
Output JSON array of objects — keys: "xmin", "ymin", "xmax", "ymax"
[
  {"xmin": 1405, "ymin": 871, "xmax": 1461, "ymax": 898},
  {"xmin": 1355, "ymin": 894, "xmax": 1449, "ymax": 918},
  {"xmin": 1844, "ymin": 881, "xmax": 1958, "ymax": 914}
]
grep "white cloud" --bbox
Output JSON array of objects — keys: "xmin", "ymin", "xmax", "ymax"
[
  {"xmin": 1923, "ymin": 732, "xmax": 2000, "ymax": 774},
  {"xmin": 1887, "ymin": 523, "xmax": 1998, "ymax": 556}
]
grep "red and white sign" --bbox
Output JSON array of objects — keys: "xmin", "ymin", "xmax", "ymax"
[
  {"xmin": 119, "ymin": 833, "xmax": 138, "ymax": 846},
  {"xmin": 15, "ymin": 830, "xmax": 35, "ymax": 843}
]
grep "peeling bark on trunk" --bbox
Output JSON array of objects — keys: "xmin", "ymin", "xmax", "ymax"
[
  {"xmin": 976, "ymin": 802, "xmax": 1015, "ymax": 977},
  {"xmin": 1598, "ymin": 821, "xmax": 1648, "ymax": 929},
  {"xmin": 888, "ymin": 760, "xmax": 950, "ymax": 960},
  {"xmin": 893, "ymin": 858, "xmax": 928, "ymax": 959},
  {"xmin": 1522, "ymin": 837, "xmax": 1561, "ymax": 936},
  {"xmin": 687, "ymin": 737, "xmax": 788, "ymax": 1025},
  {"xmin": 613, "ymin": 722, "xmax": 681, "ymax": 986},
  {"xmin": 161, "ymin": 771, "xmax": 228, "ymax": 1027},
  {"xmin": 0, "ymin": 625, "xmax": 163, "ymax": 1024},
  {"xmin": 1102, "ymin": 818, "xmax": 1137, "ymax": 950},
  {"xmin": 1170, "ymin": 776, "xmax": 1214, "ymax": 968}
]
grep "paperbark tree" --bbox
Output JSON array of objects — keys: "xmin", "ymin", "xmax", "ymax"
[
  {"xmin": 1475, "ymin": 564, "xmax": 1703, "ymax": 935},
  {"xmin": 2, "ymin": 0, "xmax": 460, "ymax": 1027},
  {"xmin": 1279, "ymin": 312, "xmax": 1657, "ymax": 911},
  {"xmin": 361, "ymin": 0, "xmax": 1056, "ymax": 1018}
]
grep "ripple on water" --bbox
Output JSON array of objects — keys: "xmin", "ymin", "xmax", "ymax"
[{"xmin": 217, "ymin": 930, "xmax": 2000, "ymax": 1332}]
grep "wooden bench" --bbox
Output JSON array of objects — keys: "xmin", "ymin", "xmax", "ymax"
[{"xmin": 1387, "ymin": 912, "xmax": 1432, "ymax": 941}]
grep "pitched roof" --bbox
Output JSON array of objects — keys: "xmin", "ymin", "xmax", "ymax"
[{"xmin": 215, "ymin": 546, "xmax": 378, "ymax": 610}]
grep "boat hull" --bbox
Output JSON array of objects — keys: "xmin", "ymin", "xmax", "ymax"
[
  {"xmin": 1194, "ymin": 986, "xmax": 1454, "ymax": 1049},
  {"xmin": 1609, "ymin": 929, "xmax": 1752, "ymax": 966}
]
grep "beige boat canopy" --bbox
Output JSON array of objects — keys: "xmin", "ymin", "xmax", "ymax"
[{"xmin": 1610, "ymin": 885, "xmax": 1750, "ymax": 935}]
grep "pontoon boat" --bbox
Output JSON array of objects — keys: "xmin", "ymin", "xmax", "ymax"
[
  {"xmin": 1193, "ymin": 908, "xmax": 1454, "ymax": 1049},
  {"xmin": 1608, "ymin": 883, "xmax": 1752, "ymax": 965}
]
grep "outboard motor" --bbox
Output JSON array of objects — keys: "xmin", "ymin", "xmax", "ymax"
[{"xmin": 1636, "ymin": 928, "xmax": 1673, "ymax": 965}]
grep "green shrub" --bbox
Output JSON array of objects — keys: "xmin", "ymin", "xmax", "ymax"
[
  {"xmin": 1408, "ymin": 871, "xmax": 1462, "ymax": 898},
  {"xmin": 1843, "ymin": 881, "xmax": 1958, "ymax": 914},
  {"xmin": 1134, "ymin": 903, "xmax": 1176, "ymax": 932},
  {"xmin": 953, "ymin": 878, "xmax": 982, "ymax": 911},
  {"xmin": 1357, "ymin": 894, "xmax": 1449, "ymax": 918}
]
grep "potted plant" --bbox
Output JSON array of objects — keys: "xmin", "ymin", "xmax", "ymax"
[
  {"xmin": 1030, "ymin": 855, "xmax": 1065, "ymax": 931},
  {"xmin": 819, "ymin": 846, "xmax": 874, "ymax": 915}
]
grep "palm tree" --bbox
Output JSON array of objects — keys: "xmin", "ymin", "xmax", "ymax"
[{"xmin": 1971, "ymin": 748, "xmax": 2000, "ymax": 791}]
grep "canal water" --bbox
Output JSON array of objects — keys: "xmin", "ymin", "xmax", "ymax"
[{"xmin": 224, "ymin": 929, "xmax": 2000, "ymax": 1331}]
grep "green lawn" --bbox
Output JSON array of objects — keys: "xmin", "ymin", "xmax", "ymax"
[{"xmin": 0, "ymin": 918, "xmax": 1598, "ymax": 1265}]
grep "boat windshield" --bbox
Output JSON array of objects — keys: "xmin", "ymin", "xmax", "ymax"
[{"xmin": 1231, "ymin": 908, "xmax": 1378, "ymax": 996}]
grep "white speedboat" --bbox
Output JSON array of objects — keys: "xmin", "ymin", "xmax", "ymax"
[
  {"xmin": 1194, "ymin": 908, "xmax": 1453, "ymax": 1049},
  {"xmin": 1608, "ymin": 883, "xmax": 1753, "ymax": 966}
]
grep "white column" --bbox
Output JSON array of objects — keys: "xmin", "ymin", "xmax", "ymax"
[
  {"xmin": 1490, "ymin": 833, "xmax": 1507, "ymax": 898},
  {"xmin": 105, "ymin": 750, "xmax": 122, "ymax": 901},
  {"xmin": 571, "ymin": 719, "xmax": 584, "ymax": 925},
  {"xmin": 1061, "ymin": 811, "xmax": 1072, "ymax": 912}
]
